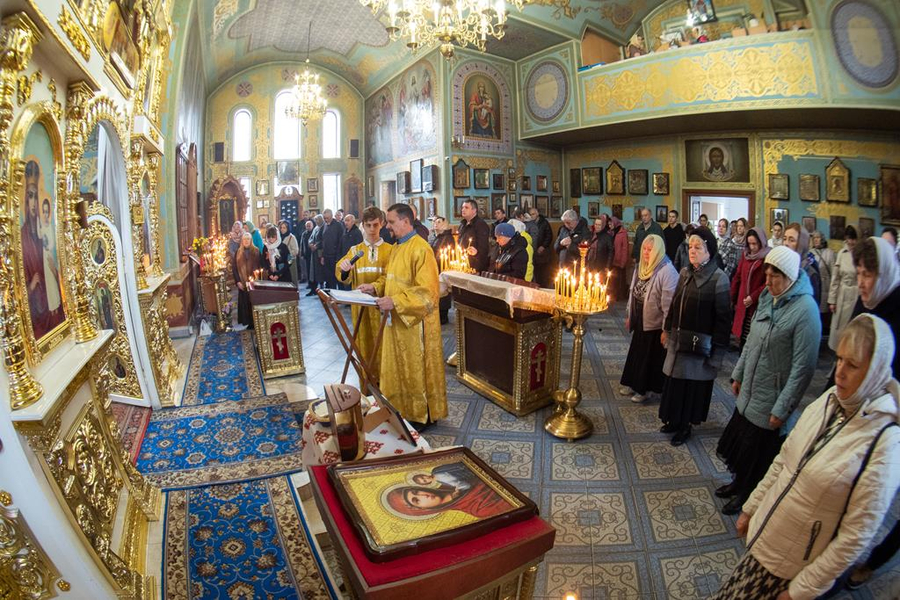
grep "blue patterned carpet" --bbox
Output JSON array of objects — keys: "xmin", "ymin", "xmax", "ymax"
[
  {"xmin": 181, "ymin": 331, "xmax": 265, "ymax": 406},
  {"xmin": 164, "ymin": 476, "xmax": 335, "ymax": 599},
  {"xmin": 137, "ymin": 394, "xmax": 306, "ymax": 489}
]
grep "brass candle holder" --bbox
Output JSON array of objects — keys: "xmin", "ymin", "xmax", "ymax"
[{"xmin": 545, "ymin": 243, "xmax": 610, "ymax": 442}]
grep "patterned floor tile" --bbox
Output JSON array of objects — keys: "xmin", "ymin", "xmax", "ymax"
[
  {"xmin": 477, "ymin": 402, "xmax": 536, "ymax": 433},
  {"xmin": 442, "ymin": 399, "xmax": 471, "ymax": 429},
  {"xmin": 547, "ymin": 491, "xmax": 633, "ymax": 548},
  {"xmin": 642, "ymin": 487, "xmax": 727, "ymax": 542},
  {"xmin": 469, "ymin": 438, "xmax": 535, "ymax": 480},
  {"xmin": 698, "ymin": 437, "xmax": 728, "ymax": 474},
  {"xmin": 629, "ymin": 442, "xmax": 701, "ymax": 480},
  {"xmin": 704, "ymin": 401, "xmax": 732, "ymax": 429},
  {"xmin": 550, "ymin": 442, "xmax": 619, "ymax": 482},
  {"xmin": 421, "ymin": 432, "xmax": 457, "ymax": 449},
  {"xmin": 868, "ymin": 563, "xmax": 900, "ymax": 599},
  {"xmin": 542, "ymin": 558, "xmax": 645, "ymax": 600},
  {"xmin": 656, "ymin": 547, "xmax": 740, "ymax": 599},
  {"xmin": 580, "ymin": 407, "xmax": 611, "ymax": 434},
  {"xmin": 617, "ymin": 405, "xmax": 663, "ymax": 434}
]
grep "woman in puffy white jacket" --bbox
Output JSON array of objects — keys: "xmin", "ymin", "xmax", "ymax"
[{"xmin": 712, "ymin": 313, "xmax": 900, "ymax": 600}]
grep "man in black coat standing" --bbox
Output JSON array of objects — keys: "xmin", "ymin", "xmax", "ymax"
[
  {"xmin": 320, "ymin": 209, "xmax": 343, "ymax": 290},
  {"xmin": 555, "ymin": 209, "xmax": 591, "ymax": 271},
  {"xmin": 458, "ymin": 199, "xmax": 491, "ymax": 273},
  {"xmin": 663, "ymin": 209, "xmax": 685, "ymax": 262},
  {"xmin": 339, "ymin": 214, "xmax": 364, "ymax": 289},
  {"xmin": 528, "ymin": 206, "xmax": 554, "ymax": 287},
  {"xmin": 299, "ymin": 220, "xmax": 313, "ymax": 284}
]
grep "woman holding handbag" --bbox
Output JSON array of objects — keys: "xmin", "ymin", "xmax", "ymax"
[
  {"xmin": 712, "ymin": 314, "xmax": 900, "ymax": 600},
  {"xmin": 659, "ymin": 228, "xmax": 732, "ymax": 445}
]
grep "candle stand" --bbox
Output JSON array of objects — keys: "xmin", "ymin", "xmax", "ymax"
[{"xmin": 545, "ymin": 243, "xmax": 610, "ymax": 441}]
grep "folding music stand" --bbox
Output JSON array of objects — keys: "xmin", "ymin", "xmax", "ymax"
[{"xmin": 317, "ymin": 289, "xmax": 388, "ymax": 388}]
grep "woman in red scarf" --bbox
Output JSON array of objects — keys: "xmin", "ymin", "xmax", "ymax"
[{"xmin": 730, "ymin": 227, "xmax": 769, "ymax": 349}]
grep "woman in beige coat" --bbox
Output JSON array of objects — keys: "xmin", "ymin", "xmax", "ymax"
[
  {"xmin": 828, "ymin": 226, "xmax": 859, "ymax": 351},
  {"xmin": 712, "ymin": 314, "xmax": 900, "ymax": 599}
]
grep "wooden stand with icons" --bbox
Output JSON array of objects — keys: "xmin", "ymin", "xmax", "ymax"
[{"xmin": 316, "ymin": 288, "xmax": 388, "ymax": 389}]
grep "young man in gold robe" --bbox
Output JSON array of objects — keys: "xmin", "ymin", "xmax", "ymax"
[
  {"xmin": 358, "ymin": 203, "xmax": 448, "ymax": 426},
  {"xmin": 336, "ymin": 206, "xmax": 393, "ymax": 375}
]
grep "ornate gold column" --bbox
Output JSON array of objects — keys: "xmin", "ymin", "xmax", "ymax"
[
  {"xmin": 63, "ymin": 81, "xmax": 99, "ymax": 344},
  {"xmin": 129, "ymin": 138, "xmax": 148, "ymax": 290},
  {"xmin": 0, "ymin": 488, "xmax": 67, "ymax": 597},
  {"xmin": 147, "ymin": 152, "xmax": 164, "ymax": 277},
  {"xmin": 0, "ymin": 13, "xmax": 44, "ymax": 410}
]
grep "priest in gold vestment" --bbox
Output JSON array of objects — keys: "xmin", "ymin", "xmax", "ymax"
[
  {"xmin": 359, "ymin": 203, "xmax": 448, "ymax": 425},
  {"xmin": 336, "ymin": 206, "xmax": 393, "ymax": 375}
]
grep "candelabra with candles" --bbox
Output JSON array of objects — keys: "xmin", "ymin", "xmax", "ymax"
[
  {"xmin": 195, "ymin": 235, "xmax": 231, "ymax": 332},
  {"xmin": 546, "ymin": 242, "xmax": 611, "ymax": 441},
  {"xmin": 438, "ymin": 244, "xmax": 476, "ymax": 274}
]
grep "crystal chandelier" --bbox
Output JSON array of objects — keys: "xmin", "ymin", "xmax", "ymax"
[
  {"xmin": 285, "ymin": 24, "xmax": 327, "ymax": 124},
  {"xmin": 360, "ymin": 0, "xmax": 527, "ymax": 59}
]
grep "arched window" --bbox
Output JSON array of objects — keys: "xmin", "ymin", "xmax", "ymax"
[
  {"xmin": 274, "ymin": 91, "xmax": 303, "ymax": 160},
  {"xmin": 232, "ymin": 109, "xmax": 252, "ymax": 162},
  {"xmin": 322, "ymin": 109, "xmax": 340, "ymax": 159}
]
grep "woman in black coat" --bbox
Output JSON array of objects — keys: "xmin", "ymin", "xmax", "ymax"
[{"xmin": 430, "ymin": 216, "xmax": 456, "ymax": 324}]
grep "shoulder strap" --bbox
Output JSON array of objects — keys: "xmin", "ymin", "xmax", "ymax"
[{"xmin": 831, "ymin": 421, "xmax": 899, "ymax": 541}]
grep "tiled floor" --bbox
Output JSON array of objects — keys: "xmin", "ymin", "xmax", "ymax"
[{"xmin": 173, "ymin": 291, "xmax": 899, "ymax": 599}]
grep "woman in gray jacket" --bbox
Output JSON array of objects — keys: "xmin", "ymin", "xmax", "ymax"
[
  {"xmin": 716, "ymin": 246, "xmax": 821, "ymax": 515},
  {"xmin": 620, "ymin": 234, "xmax": 679, "ymax": 403}
]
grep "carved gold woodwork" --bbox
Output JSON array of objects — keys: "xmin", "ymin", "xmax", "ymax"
[
  {"xmin": 82, "ymin": 205, "xmax": 143, "ymax": 400},
  {"xmin": 128, "ymin": 139, "xmax": 149, "ymax": 290},
  {"xmin": 16, "ymin": 70, "xmax": 41, "ymax": 106},
  {"xmin": 252, "ymin": 301, "xmax": 306, "ymax": 379},
  {"xmin": 0, "ymin": 13, "xmax": 45, "ymax": 410},
  {"xmin": 14, "ymin": 346, "xmax": 160, "ymax": 598},
  {"xmin": 57, "ymin": 6, "xmax": 91, "ymax": 62},
  {"xmin": 138, "ymin": 274, "xmax": 184, "ymax": 407},
  {"xmin": 0, "ymin": 489, "xmax": 63, "ymax": 599},
  {"xmin": 146, "ymin": 153, "xmax": 163, "ymax": 277},
  {"xmin": 62, "ymin": 82, "xmax": 100, "ymax": 346},
  {"xmin": 46, "ymin": 78, "xmax": 61, "ymax": 122}
]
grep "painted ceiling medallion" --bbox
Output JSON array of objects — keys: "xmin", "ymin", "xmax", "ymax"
[
  {"xmin": 236, "ymin": 81, "xmax": 253, "ymax": 97},
  {"xmin": 525, "ymin": 60, "xmax": 569, "ymax": 123},
  {"xmin": 229, "ymin": 0, "xmax": 389, "ymax": 55},
  {"xmin": 831, "ymin": 0, "xmax": 898, "ymax": 88}
]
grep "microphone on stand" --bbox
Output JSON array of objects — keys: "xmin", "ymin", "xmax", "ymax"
[{"xmin": 341, "ymin": 249, "xmax": 365, "ymax": 281}]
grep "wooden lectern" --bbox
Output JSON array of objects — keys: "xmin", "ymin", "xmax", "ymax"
[{"xmin": 249, "ymin": 281, "xmax": 305, "ymax": 378}]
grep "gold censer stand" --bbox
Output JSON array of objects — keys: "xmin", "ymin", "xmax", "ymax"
[{"xmin": 544, "ymin": 309, "xmax": 593, "ymax": 441}]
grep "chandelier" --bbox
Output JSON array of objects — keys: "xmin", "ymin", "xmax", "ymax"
[
  {"xmin": 285, "ymin": 23, "xmax": 327, "ymax": 124},
  {"xmin": 285, "ymin": 59, "xmax": 327, "ymax": 124},
  {"xmin": 360, "ymin": 0, "xmax": 527, "ymax": 59}
]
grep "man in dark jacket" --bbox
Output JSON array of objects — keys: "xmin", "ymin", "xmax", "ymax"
[
  {"xmin": 633, "ymin": 207, "xmax": 664, "ymax": 262},
  {"xmin": 491, "ymin": 207, "xmax": 509, "ymax": 239},
  {"xmin": 320, "ymin": 209, "xmax": 343, "ymax": 290},
  {"xmin": 299, "ymin": 220, "xmax": 313, "ymax": 284},
  {"xmin": 458, "ymin": 199, "xmax": 491, "ymax": 273},
  {"xmin": 411, "ymin": 205, "xmax": 429, "ymax": 241},
  {"xmin": 490, "ymin": 223, "xmax": 528, "ymax": 280},
  {"xmin": 339, "ymin": 214, "xmax": 364, "ymax": 289},
  {"xmin": 663, "ymin": 209, "xmax": 684, "ymax": 262},
  {"xmin": 555, "ymin": 209, "xmax": 591, "ymax": 271},
  {"xmin": 528, "ymin": 207, "xmax": 554, "ymax": 287}
]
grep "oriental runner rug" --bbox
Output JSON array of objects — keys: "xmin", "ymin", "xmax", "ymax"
[
  {"xmin": 163, "ymin": 476, "xmax": 337, "ymax": 600},
  {"xmin": 109, "ymin": 401, "xmax": 151, "ymax": 465},
  {"xmin": 181, "ymin": 331, "xmax": 265, "ymax": 406},
  {"xmin": 137, "ymin": 394, "xmax": 309, "ymax": 490}
]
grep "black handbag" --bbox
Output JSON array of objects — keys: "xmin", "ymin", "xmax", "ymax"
[{"xmin": 674, "ymin": 272, "xmax": 713, "ymax": 357}]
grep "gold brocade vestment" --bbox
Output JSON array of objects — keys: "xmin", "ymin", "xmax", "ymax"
[
  {"xmin": 373, "ymin": 234, "xmax": 448, "ymax": 423},
  {"xmin": 335, "ymin": 240, "xmax": 393, "ymax": 375}
]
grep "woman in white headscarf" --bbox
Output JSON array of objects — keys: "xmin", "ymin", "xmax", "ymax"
[
  {"xmin": 712, "ymin": 313, "xmax": 900, "ymax": 600},
  {"xmin": 849, "ymin": 236, "xmax": 900, "ymax": 377},
  {"xmin": 262, "ymin": 225, "xmax": 291, "ymax": 282}
]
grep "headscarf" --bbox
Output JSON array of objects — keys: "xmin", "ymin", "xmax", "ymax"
[
  {"xmin": 835, "ymin": 314, "xmax": 897, "ymax": 412},
  {"xmin": 597, "ymin": 214, "xmax": 609, "ymax": 233},
  {"xmin": 744, "ymin": 226, "xmax": 769, "ymax": 261},
  {"xmin": 245, "ymin": 220, "xmax": 264, "ymax": 253},
  {"xmin": 243, "ymin": 220, "xmax": 256, "ymax": 232},
  {"xmin": 638, "ymin": 234, "xmax": 666, "ymax": 280},
  {"xmin": 863, "ymin": 236, "xmax": 900, "ymax": 310},
  {"xmin": 230, "ymin": 221, "xmax": 243, "ymax": 243},
  {"xmin": 731, "ymin": 221, "xmax": 746, "ymax": 245},
  {"xmin": 264, "ymin": 227, "xmax": 282, "ymax": 271},
  {"xmin": 610, "ymin": 216, "xmax": 622, "ymax": 231}
]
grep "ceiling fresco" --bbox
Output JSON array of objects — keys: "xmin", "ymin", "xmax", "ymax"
[{"xmin": 197, "ymin": 0, "xmax": 691, "ymax": 94}]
